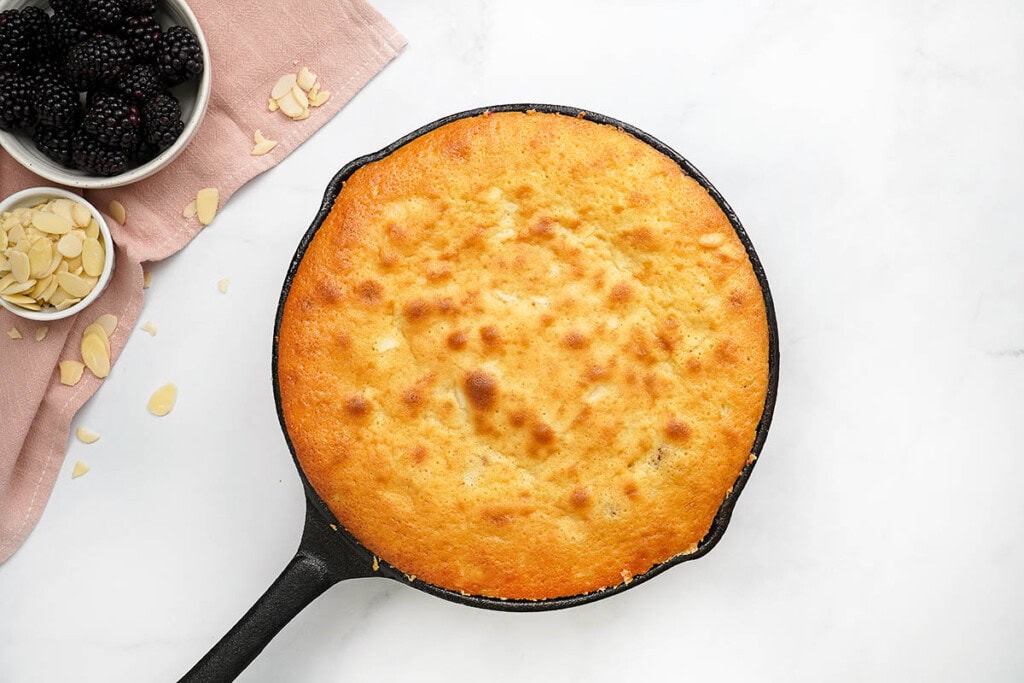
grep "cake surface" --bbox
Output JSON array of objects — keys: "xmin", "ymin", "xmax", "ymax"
[{"xmin": 277, "ymin": 110, "xmax": 769, "ymax": 599}]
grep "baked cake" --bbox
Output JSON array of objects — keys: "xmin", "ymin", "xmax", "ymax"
[{"xmin": 277, "ymin": 110, "xmax": 769, "ymax": 600}]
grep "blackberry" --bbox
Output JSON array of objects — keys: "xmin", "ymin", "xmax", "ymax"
[
  {"xmin": 35, "ymin": 78, "xmax": 82, "ymax": 128},
  {"xmin": 122, "ymin": 0, "xmax": 157, "ymax": 17},
  {"xmin": 73, "ymin": 0, "xmax": 124, "ymax": 30},
  {"xmin": 0, "ymin": 72, "xmax": 37, "ymax": 131},
  {"xmin": 0, "ymin": 8, "xmax": 47, "ymax": 73},
  {"xmin": 50, "ymin": 12, "xmax": 93, "ymax": 54},
  {"xmin": 83, "ymin": 93, "xmax": 141, "ymax": 150},
  {"xmin": 33, "ymin": 125, "xmax": 78, "ymax": 167},
  {"xmin": 130, "ymin": 139, "xmax": 159, "ymax": 165},
  {"xmin": 65, "ymin": 34, "xmax": 131, "ymax": 90},
  {"xmin": 141, "ymin": 92, "xmax": 183, "ymax": 149},
  {"xmin": 72, "ymin": 131, "xmax": 128, "ymax": 176},
  {"xmin": 155, "ymin": 26, "xmax": 202, "ymax": 86},
  {"xmin": 112, "ymin": 63, "xmax": 162, "ymax": 102},
  {"xmin": 120, "ymin": 15, "xmax": 162, "ymax": 63}
]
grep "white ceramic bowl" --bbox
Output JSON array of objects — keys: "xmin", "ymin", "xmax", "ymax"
[
  {"xmin": 0, "ymin": 187, "xmax": 115, "ymax": 320},
  {"xmin": 0, "ymin": 0, "xmax": 211, "ymax": 189}
]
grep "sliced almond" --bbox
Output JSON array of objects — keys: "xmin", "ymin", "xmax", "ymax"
[
  {"xmin": 296, "ymin": 66, "xmax": 317, "ymax": 92},
  {"xmin": 82, "ymin": 238, "xmax": 104, "ymax": 277},
  {"xmin": 49, "ymin": 287, "xmax": 70, "ymax": 306},
  {"xmin": 148, "ymin": 383, "xmax": 177, "ymax": 416},
  {"xmin": 85, "ymin": 219, "xmax": 100, "ymax": 240},
  {"xmin": 43, "ymin": 248, "xmax": 63, "ymax": 278},
  {"xmin": 309, "ymin": 90, "xmax": 331, "ymax": 108},
  {"xmin": 60, "ymin": 360, "xmax": 85, "ymax": 386},
  {"xmin": 252, "ymin": 138, "xmax": 278, "ymax": 156},
  {"xmin": 35, "ymin": 326, "xmax": 48, "ymax": 341},
  {"xmin": 9, "ymin": 250, "xmax": 30, "ymax": 282},
  {"xmin": 32, "ymin": 211, "xmax": 72, "ymax": 235},
  {"xmin": 56, "ymin": 272, "xmax": 92, "ymax": 298},
  {"xmin": 54, "ymin": 296, "xmax": 81, "ymax": 311},
  {"xmin": 7, "ymin": 327, "xmax": 21, "ymax": 340},
  {"xmin": 182, "ymin": 200, "xmax": 197, "ymax": 219},
  {"xmin": 7, "ymin": 223, "xmax": 26, "ymax": 244},
  {"xmin": 18, "ymin": 302, "xmax": 42, "ymax": 311},
  {"xmin": 57, "ymin": 232, "xmax": 84, "ymax": 258},
  {"xmin": 268, "ymin": 97, "xmax": 279, "ymax": 112},
  {"xmin": 51, "ymin": 199, "xmax": 75, "ymax": 223},
  {"xmin": 76, "ymin": 427, "xmax": 101, "ymax": 444},
  {"xmin": 141, "ymin": 320, "xmax": 157, "ymax": 336},
  {"xmin": 0, "ymin": 274, "xmax": 13, "ymax": 292},
  {"xmin": 196, "ymin": 188, "xmax": 219, "ymax": 226},
  {"xmin": 29, "ymin": 276, "xmax": 51, "ymax": 299},
  {"xmin": 276, "ymin": 90, "xmax": 305, "ymax": 118},
  {"xmin": 143, "ymin": 271, "xmax": 152, "ymax": 289},
  {"xmin": 291, "ymin": 84, "xmax": 309, "ymax": 109},
  {"xmin": 290, "ymin": 108, "xmax": 310, "ymax": 121},
  {"xmin": 71, "ymin": 461, "xmax": 90, "ymax": 479},
  {"xmin": 108, "ymin": 200, "xmax": 126, "ymax": 225},
  {"xmin": 40, "ymin": 275, "xmax": 60, "ymax": 302},
  {"xmin": 28, "ymin": 237, "xmax": 52, "ymax": 279},
  {"xmin": 83, "ymin": 323, "xmax": 111, "ymax": 356},
  {"xmin": 217, "ymin": 278, "xmax": 229, "ymax": 294},
  {"xmin": 1, "ymin": 279, "xmax": 36, "ymax": 296},
  {"xmin": 81, "ymin": 333, "xmax": 110, "ymax": 378},
  {"xmin": 95, "ymin": 313, "xmax": 118, "ymax": 337},
  {"xmin": 72, "ymin": 202, "xmax": 92, "ymax": 228},
  {"xmin": 2, "ymin": 294, "xmax": 37, "ymax": 305},
  {"xmin": 14, "ymin": 238, "xmax": 31, "ymax": 253},
  {"xmin": 271, "ymin": 73, "xmax": 298, "ymax": 100}
]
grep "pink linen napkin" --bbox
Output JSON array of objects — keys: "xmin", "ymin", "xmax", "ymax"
[{"xmin": 0, "ymin": 0, "xmax": 406, "ymax": 563}]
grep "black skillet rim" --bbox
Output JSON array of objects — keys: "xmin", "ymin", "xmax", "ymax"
[{"xmin": 271, "ymin": 103, "xmax": 781, "ymax": 612}]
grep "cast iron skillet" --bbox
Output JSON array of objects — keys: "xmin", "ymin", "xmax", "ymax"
[{"xmin": 179, "ymin": 103, "xmax": 780, "ymax": 682}]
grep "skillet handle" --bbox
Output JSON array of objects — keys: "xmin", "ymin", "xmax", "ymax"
[
  {"xmin": 178, "ymin": 501, "xmax": 372, "ymax": 682},
  {"xmin": 178, "ymin": 549, "xmax": 337, "ymax": 682}
]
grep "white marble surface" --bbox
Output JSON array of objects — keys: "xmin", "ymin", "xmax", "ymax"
[{"xmin": 3, "ymin": 0, "xmax": 1024, "ymax": 680}]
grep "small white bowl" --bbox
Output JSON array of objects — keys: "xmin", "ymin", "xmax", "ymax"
[
  {"xmin": 0, "ymin": 0, "xmax": 211, "ymax": 189},
  {"xmin": 0, "ymin": 187, "xmax": 115, "ymax": 321}
]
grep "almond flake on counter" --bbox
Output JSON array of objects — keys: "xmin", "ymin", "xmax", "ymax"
[
  {"xmin": 268, "ymin": 97, "xmax": 279, "ymax": 112},
  {"xmin": 71, "ymin": 460, "xmax": 90, "ymax": 478},
  {"xmin": 108, "ymin": 200, "xmax": 127, "ymax": 225},
  {"xmin": 141, "ymin": 321, "xmax": 157, "ymax": 336},
  {"xmin": 7, "ymin": 327, "xmax": 22, "ymax": 340},
  {"xmin": 217, "ymin": 278, "xmax": 229, "ymax": 294},
  {"xmin": 251, "ymin": 130, "xmax": 278, "ymax": 156},
  {"xmin": 59, "ymin": 360, "xmax": 85, "ymax": 386},
  {"xmin": 76, "ymin": 427, "xmax": 100, "ymax": 444},
  {"xmin": 182, "ymin": 200, "xmax": 197, "ymax": 219},
  {"xmin": 309, "ymin": 89, "xmax": 331, "ymax": 108},
  {"xmin": 35, "ymin": 326, "xmax": 48, "ymax": 341},
  {"xmin": 195, "ymin": 188, "xmax": 219, "ymax": 226},
  {"xmin": 148, "ymin": 382, "xmax": 177, "ymax": 416}
]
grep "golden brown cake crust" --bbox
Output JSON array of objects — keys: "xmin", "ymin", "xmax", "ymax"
[{"xmin": 278, "ymin": 111, "xmax": 769, "ymax": 599}]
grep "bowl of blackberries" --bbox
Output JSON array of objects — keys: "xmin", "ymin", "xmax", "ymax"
[{"xmin": 0, "ymin": 0, "xmax": 210, "ymax": 188}]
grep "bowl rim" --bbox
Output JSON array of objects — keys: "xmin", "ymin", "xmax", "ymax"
[
  {"xmin": 0, "ymin": 0, "xmax": 212, "ymax": 189},
  {"xmin": 0, "ymin": 186, "xmax": 116, "ymax": 321}
]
